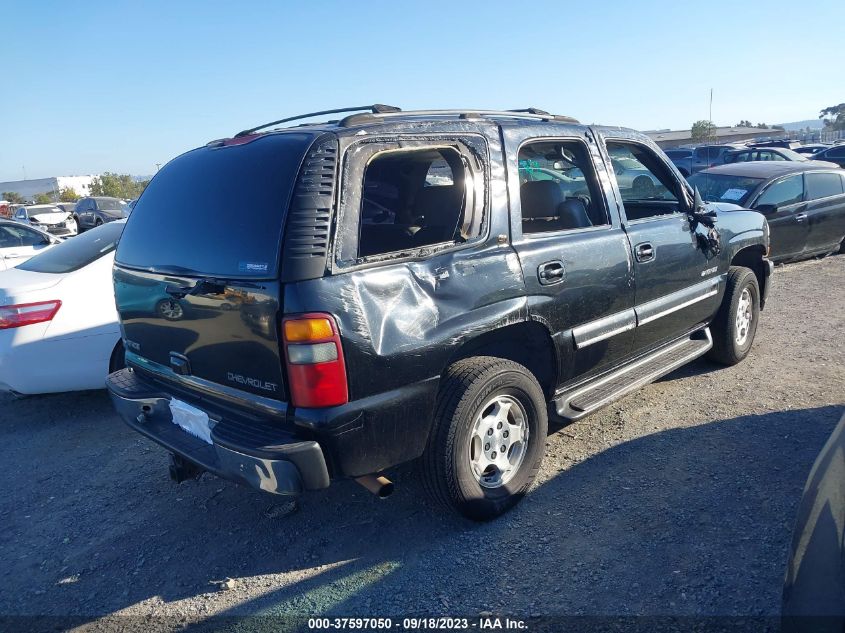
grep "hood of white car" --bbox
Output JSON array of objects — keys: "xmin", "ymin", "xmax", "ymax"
[
  {"xmin": 0, "ymin": 268, "xmax": 63, "ymax": 305},
  {"xmin": 30, "ymin": 212, "xmax": 69, "ymax": 225}
]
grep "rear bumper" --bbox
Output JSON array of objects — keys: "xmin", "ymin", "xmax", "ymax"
[{"xmin": 107, "ymin": 368, "xmax": 330, "ymax": 496}]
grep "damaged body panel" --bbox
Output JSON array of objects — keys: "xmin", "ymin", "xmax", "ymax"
[{"xmin": 107, "ymin": 108, "xmax": 773, "ymax": 511}]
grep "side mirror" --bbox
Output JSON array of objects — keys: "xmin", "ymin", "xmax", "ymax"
[
  {"xmin": 754, "ymin": 203, "xmax": 778, "ymax": 214},
  {"xmin": 690, "ymin": 187, "xmax": 718, "ymax": 227}
]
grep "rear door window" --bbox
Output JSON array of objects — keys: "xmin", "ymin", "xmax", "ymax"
[
  {"xmin": 115, "ymin": 133, "xmax": 315, "ymax": 278},
  {"xmin": 805, "ymin": 172, "xmax": 845, "ymax": 200}
]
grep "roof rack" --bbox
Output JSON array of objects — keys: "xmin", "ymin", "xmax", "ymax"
[
  {"xmin": 234, "ymin": 104, "xmax": 402, "ymax": 138},
  {"xmin": 338, "ymin": 108, "xmax": 578, "ymax": 127}
]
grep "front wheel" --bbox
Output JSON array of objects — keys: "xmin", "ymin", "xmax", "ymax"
[
  {"xmin": 707, "ymin": 266, "xmax": 760, "ymax": 365},
  {"xmin": 421, "ymin": 357, "xmax": 548, "ymax": 521}
]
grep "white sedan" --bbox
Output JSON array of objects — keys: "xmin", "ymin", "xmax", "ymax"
[
  {"xmin": 0, "ymin": 220, "xmax": 61, "ymax": 270},
  {"xmin": 0, "ymin": 221, "xmax": 125, "ymax": 394}
]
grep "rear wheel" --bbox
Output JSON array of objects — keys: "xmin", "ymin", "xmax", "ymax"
[
  {"xmin": 95, "ymin": 218, "xmax": 103, "ymax": 227},
  {"xmin": 421, "ymin": 357, "xmax": 547, "ymax": 521},
  {"xmin": 707, "ymin": 266, "xmax": 760, "ymax": 365}
]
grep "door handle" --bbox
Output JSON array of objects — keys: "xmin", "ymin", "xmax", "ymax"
[
  {"xmin": 3, "ymin": 254, "xmax": 20, "ymax": 259},
  {"xmin": 635, "ymin": 242, "xmax": 655, "ymax": 262},
  {"xmin": 538, "ymin": 260, "xmax": 565, "ymax": 285},
  {"xmin": 795, "ymin": 213, "xmax": 807, "ymax": 222}
]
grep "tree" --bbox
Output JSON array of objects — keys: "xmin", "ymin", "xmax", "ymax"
[
  {"xmin": 2, "ymin": 191, "xmax": 24, "ymax": 204},
  {"xmin": 756, "ymin": 123, "xmax": 769, "ymax": 129},
  {"xmin": 820, "ymin": 103, "xmax": 845, "ymax": 131},
  {"xmin": 691, "ymin": 120, "xmax": 716, "ymax": 142},
  {"xmin": 89, "ymin": 172, "xmax": 147, "ymax": 199},
  {"xmin": 735, "ymin": 119, "xmax": 753, "ymax": 128},
  {"xmin": 34, "ymin": 192, "xmax": 54, "ymax": 204},
  {"xmin": 58, "ymin": 187, "xmax": 80, "ymax": 202}
]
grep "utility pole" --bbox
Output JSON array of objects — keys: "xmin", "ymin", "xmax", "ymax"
[
  {"xmin": 155, "ymin": 163, "xmax": 161, "ymax": 172},
  {"xmin": 709, "ymin": 88, "xmax": 714, "ymax": 144}
]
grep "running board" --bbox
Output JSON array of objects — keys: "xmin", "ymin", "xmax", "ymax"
[{"xmin": 554, "ymin": 328, "xmax": 713, "ymax": 421}]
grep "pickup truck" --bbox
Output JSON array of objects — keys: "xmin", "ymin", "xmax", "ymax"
[{"xmin": 107, "ymin": 105, "xmax": 773, "ymax": 520}]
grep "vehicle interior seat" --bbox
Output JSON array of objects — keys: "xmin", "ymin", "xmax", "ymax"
[
  {"xmin": 412, "ymin": 185, "xmax": 464, "ymax": 245},
  {"xmin": 520, "ymin": 181, "xmax": 592, "ymax": 232}
]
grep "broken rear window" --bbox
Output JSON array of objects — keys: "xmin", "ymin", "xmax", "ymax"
[{"xmin": 358, "ymin": 147, "xmax": 478, "ymax": 258}]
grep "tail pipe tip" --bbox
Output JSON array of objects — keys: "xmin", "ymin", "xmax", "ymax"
[{"xmin": 355, "ymin": 474, "xmax": 394, "ymax": 499}]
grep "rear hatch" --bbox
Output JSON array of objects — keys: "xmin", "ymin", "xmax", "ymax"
[{"xmin": 113, "ymin": 132, "xmax": 320, "ymax": 403}]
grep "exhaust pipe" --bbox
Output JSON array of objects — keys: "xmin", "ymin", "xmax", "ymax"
[{"xmin": 355, "ymin": 474, "xmax": 394, "ymax": 499}]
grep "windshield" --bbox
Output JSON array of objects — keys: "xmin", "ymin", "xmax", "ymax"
[
  {"xmin": 116, "ymin": 133, "xmax": 314, "ymax": 278},
  {"xmin": 96, "ymin": 198, "xmax": 125, "ymax": 211},
  {"xmin": 687, "ymin": 173, "xmax": 764, "ymax": 205},
  {"xmin": 17, "ymin": 221, "xmax": 123, "ymax": 274}
]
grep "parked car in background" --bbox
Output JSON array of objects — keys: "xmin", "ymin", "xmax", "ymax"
[
  {"xmin": 124, "ymin": 199, "xmax": 137, "ymax": 217},
  {"xmin": 0, "ymin": 221, "xmax": 125, "ymax": 394},
  {"xmin": 689, "ymin": 162, "xmax": 845, "ymax": 262},
  {"xmin": 0, "ymin": 220, "xmax": 61, "ymax": 271},
  {"xmin": 691, "ymin": 144, "xmax": 745, "ymax": 174},
  {"xmin": 724, "ymin": 147, "xmax": 840, "ymax": 169},
  {"xmin": 73, "ymin": 196, "xmax": 127, "ymax": 232},
  {"xmin": 793, "ymin": 143, "xmax": 832, "ymax": 156},
  {"xmin": 748, "ymin": 139, "xmax": 801, "ymax": 150},
  {"xmin": 54, "ymin": 202, "xmax": 78, "ymax": 217},
  {"xmin": 12, "ymin": 204, "xmax": 78, "ymax": 237},
  {"xmin": 663, "ymin": 148, "xmax": 694, "ymax": 176},
  {"xmin": 810, "ymin": 145, "xmax": 845, "ymax": 169},
  {"xmin": 782, "ymin": 411, "xmax": 845, "ymax": 632}
]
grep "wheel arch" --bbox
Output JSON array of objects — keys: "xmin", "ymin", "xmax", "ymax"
[
  {"xmin": 444, "ymin": 319, "xmax": 558, "ymax": 398},
  {"xmin": 730, "ymin": 244, "xmax": 768, "ymax": 308}
]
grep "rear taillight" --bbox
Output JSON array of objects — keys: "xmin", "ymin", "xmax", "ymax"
[
  {"xmin": 282, "ymin": 313, "xmax": 348, "ymax": 408},
  {"xmin": 0, "ymin": 300, "xmax": 62, "ymax": 330}
]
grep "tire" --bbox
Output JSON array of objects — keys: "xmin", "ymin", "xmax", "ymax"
[
  {"xmin": 72, "ymin": 216, "xmax": 81, "ymax": 232},
  {"xmin": 156, "ymin": 299, "xmax": 184, "ymax": 321},
  {"xmin": 707, "ymin": 266, "xmax": 760, "ymax": 366},
  {"xmin": 95, "ymin": 218, "xmax": 103, "ymax": 227},
  {"xmin": 421, "ymin": 356, "xmax": 548, "ymax": 521},
  {"xmin": 633, "ymin": 176, "xmax": 656, "ymax": 196},
  {"xmin": 109, "ymin": 341, "xmax": 126, "ymax": 373}
]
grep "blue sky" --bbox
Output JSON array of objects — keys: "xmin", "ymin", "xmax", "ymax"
[{"xmin": 2, "ymin": 0, "xmax": 842, "ymax": 181}]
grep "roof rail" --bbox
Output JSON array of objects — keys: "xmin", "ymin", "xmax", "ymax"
[
  {"xmin": 338, "ymin": 108, "xmax": 578, "ymax": 127},
  {"xmin": 234, "ymin": 104, "xmax": 401, "ymax": 138}
]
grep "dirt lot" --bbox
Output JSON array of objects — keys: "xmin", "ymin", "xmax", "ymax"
[{"xmin": 1, "ymin": 256, "xmax": 843, "ymax": 629}]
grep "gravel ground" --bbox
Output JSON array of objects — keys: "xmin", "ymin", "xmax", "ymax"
[{"xmin": 1, "ymin": 256, "xmax": 843, "ymax": 630}]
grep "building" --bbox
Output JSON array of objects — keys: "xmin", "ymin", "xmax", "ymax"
[
  {"xmin": 645, "ymin": 126, "xmax": 776, "ymax": 149},
  {"xmin": 0, "ymin": 175, "xmax": 97, "ymax": 201}
]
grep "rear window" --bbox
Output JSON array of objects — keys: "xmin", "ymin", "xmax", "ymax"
[
  {"xmin": 806, "ymin": 172, "xmax": 845, "ymax": 200},
  {"xmin": 687, "ymin": 173, "xmax": 763, "ymax": 205},
  {"xmin": 96, "ymin": 198, "xmax": 125, "ymax": 211},
  {"xmin": 17, "ymin": 221, "xmax": 123, "ymax": 274},
  {"xmin": 115, "ymin": 133, "xmax": 314, "ymax": 278}
]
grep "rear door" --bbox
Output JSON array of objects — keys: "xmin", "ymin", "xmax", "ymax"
[
  {"xmin": 749, "ymin": 173, "xmax": 807, "ymax": 259},
  {"xmin": 507, "ymin": 128, "xmax": 636, "ymax": 383},
  {"xmin": 602, "ymin": 137, "xmax": 720, "ymax": 353},
  {"xmin": 113, "ymin": 132, "xmax": 319, "ymax": 403},
  {"xmin": 803, "ymin": 171, "xmax": 845, "ymax": 253}
]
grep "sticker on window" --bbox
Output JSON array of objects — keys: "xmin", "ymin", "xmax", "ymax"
[
  {"xmin": 720, "ymin": 188, "xmax": 747, "ymax": 201},
  {"xmin": 238, "ymin": 261, "xmax": 269, "ymax": 274}
]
